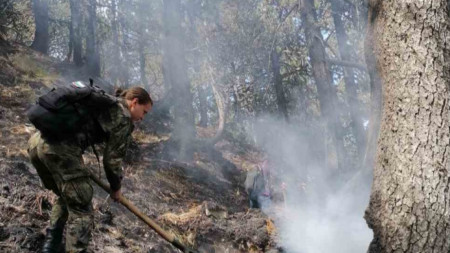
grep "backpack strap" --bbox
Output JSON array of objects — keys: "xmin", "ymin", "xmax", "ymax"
[{"xmin": 71, "ymin": 101, "xmax": 102, "ymax": 177}]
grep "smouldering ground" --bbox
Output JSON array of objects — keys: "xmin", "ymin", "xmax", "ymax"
[{"xmin": 0, "ymin": 44, "xmax": 280, "ymax": 253}]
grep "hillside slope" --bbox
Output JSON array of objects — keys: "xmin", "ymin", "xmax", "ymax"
[{"xmin": 0, "ymin": 43, "xmax": 279, "ymax": 253}]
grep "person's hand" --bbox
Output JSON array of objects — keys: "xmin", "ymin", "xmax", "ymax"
[{"xmin": 110, "ymin": 189, "xmax": 122, "ymax": 202}]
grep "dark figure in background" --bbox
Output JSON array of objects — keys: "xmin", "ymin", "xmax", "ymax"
[
  {"xmin": 245, "ymin": 168, "xmax": 265, "ymax": 208},
  {"xmin": 245, "ymin": 161, "xmax": 271, "ymax": 209},
  {"xmin": 28, "ymin": 85, "xmax": 152, "ymax": 253}
]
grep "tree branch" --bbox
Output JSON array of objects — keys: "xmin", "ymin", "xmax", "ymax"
[{"xmin": 326, "ymin": 58, "xmax": 367, "ymax": 71}]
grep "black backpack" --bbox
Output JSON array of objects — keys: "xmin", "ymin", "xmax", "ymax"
[{"xmin": 27, "ymin": 79, "xmax": 117, "ymax": 141}]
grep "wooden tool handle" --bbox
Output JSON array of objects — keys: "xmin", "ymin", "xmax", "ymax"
[{"xmin": 89, "ymin": 174, "xmax": 191, "ymax": 252}]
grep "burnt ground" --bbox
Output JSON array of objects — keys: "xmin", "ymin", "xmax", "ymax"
[{"xmin": 0, "ymin": 43, "xmax": 281, "ymax": 252}]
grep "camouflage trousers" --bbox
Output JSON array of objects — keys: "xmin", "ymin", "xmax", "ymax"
[{"xmin": 28, "ymin": 132, "xmax": 93, "ymax": 253}]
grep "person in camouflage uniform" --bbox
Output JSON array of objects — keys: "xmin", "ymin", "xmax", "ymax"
[{"xmin": 28, "ymin": 87, "xmax": 152, "ymax": 253}]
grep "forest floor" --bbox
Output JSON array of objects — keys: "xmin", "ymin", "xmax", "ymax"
[{"xmin": 0, "ymin": 43, "xmax": 282, "ymax": 252}]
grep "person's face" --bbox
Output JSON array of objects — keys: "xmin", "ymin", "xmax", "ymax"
[{"xmin": 128, "ymin": 98, "xmax": 152, "ymax": 122}]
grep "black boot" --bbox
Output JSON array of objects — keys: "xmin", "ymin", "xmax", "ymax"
[{"xmin": 42, "ymin": 225, "xmax": 64, "ymax": 253}]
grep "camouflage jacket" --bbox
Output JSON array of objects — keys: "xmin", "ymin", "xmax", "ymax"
[
  {"xmin": 29, "ymin": 99, "xmax": 134, "ymax": 191},
  {"xmin": 95, "ymin": 99, "xmax": 134, "ymax": 191}
]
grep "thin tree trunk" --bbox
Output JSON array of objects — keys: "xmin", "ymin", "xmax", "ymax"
[
  {"xmin": 119, "ymin": 0, "xmax": 130, "ymax": 86},
  {"xmin": 86, "ymin": 0, "xmax": 100, "ymax": 77},
  {"xmin": 208, "ymin": 71, "xmax": 226, "ymax": 144},
  {"xmin": 198, "ymin": 85, "xmax": 208, "ymax": 127},
  {"xmin": 66, "ymin": 20, "xmax": 73, "ymax": 62},
  {"xmin": 362, "ymin": 0, "xmax": 382, "ymax": 174},
  {"xmin": 364, "ymin": 1, "xmax": 450, "ymax": 252},
  {"xmin": 197, "ymin": 79, "xmax": 227, "ymax": 145},
  {"xmin": 162, "ymin": 0, "xmax": 196, "ymax": 160},
  {"xmin": 358, "ymin": 0, "xmax": 369, "ymax": 33},
  {"xmin": 330, "ymin": 0, "xmax": 366, "ymax": 159},
  {"xmin": 139, "ymin": 43, "xmax": 148, "ymax": 86},
  {"xmin": 137, "ymin": 0, "xmax": 148, "ymax": 87},
  {"xmin": 186, "ymin": 8, "xmax": 208, "ymax": 128},
  {"xmin": 231, "ymin": 62, "xmax": 240, "ymax": 121},
  {"xmin": 69, "ymin": 0, "xmax": 82, "ymax": 66},
  {"xmin": 271, "ymin": 48, "xmax": 289, "ymax": 122},
  {"xmin": 111, "ymin": 0, "xmax": 121, "ymax": 85},
  {"xmin": 300, "ymin": 0, "xmax": 347, "ymax": 171},
  {"xmin": 31, "ymin": 0, "xmax": 49, "ymax": 54},
  {"xmin": 232, "ymin": 91, "xmax": 239, "ymax": 120}
]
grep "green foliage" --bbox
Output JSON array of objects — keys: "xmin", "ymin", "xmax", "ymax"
[
  {"xmin": 10, "ymin": 52, "xmax": 59, "ymax": 88},
  {"xmin": 1, "ymin": 0, "xmax": 370, "ymax": 165},
  {"xmin": 12, "ymin": 54, "xmax": 46, "ymax": 77},
  {"xmin": 1, "ymin": 0, "xmax": 34, "ymax": 43}
]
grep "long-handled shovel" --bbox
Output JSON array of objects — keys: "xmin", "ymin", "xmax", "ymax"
[{"xmin": 89, "ymin": 174, "xmax": 198, "ymax": 253}]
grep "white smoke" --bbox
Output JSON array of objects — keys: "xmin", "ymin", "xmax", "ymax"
[{"xmin": 252, "ymin": 115, "xmax": 372, "ymax": 253}]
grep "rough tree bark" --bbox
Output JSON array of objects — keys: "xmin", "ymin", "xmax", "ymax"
[
  {"xmin": 364, "ymin": 1, "xmax": 450, "ymax": 252},
  {"xmin": 86, "ymin": 0, "xmax": 100, "ymax": 77},
  {"xmin": 69, "ymin": 0, "xmax": 82, "ymax": 66},
  {"xmin": 330, "ymin": 0, "xmax": 366, "ymax": 158},
  {"xmin": 162, "ymin": 0, "xmax": 196, "ymax": 160},
  {"xmin": 31, "ymin": 0, "xmax": 49, "ymax": 54},
  {"xmin": 300, "ymin": 0, "xmax": 347, "ymax": 171}
]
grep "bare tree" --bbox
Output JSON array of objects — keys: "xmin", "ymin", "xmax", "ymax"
[{"xmin": 365, "ymin": 1, "xmax": 450, "ymax": 252}]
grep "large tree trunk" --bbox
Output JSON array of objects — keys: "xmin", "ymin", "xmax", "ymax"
[
  {"xmin": 271, "ymin": 48, "xmax": 289, "ymax": 122},
  {"xmin": 300, "ymin": 0, "xmax": 347, "ymax": 171},
  {"xmin": 162, "ymin": 0, "xmax": 196, "ymax": 160},
  {"xmin": 364, "ymin": 1, "xmax": 450, "ymax": 252},
  {"xmin": 86, "ymin": 0, "xmax": 100, "ymax": 77},
  {"xmin": 330, "ymin": 0, "xmax": 366, "ymax": 159},
  {"xmin": 69, "ymin": 0, "xmax": 82, "ymax": 66},
  {"xmin": 31, "ymin": 0, "xmax": 49, "ymax": 54}
]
